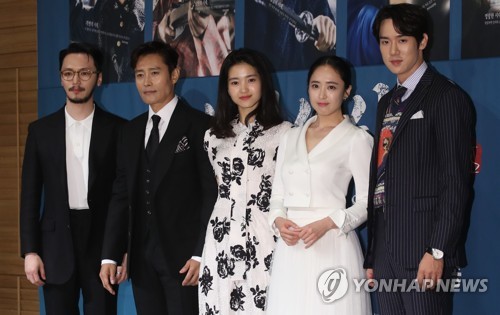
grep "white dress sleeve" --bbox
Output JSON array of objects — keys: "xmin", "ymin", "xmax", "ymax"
[
  {"xmin": 268, "ymin": 129, "xmax": 290, "ymax": 228},
  {"xmin": 329, "ymin": 129, "xmax": 373, "ymax": 235}
]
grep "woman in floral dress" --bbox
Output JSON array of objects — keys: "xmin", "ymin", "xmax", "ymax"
[{"xmin": 198, "ymin": 48, "xmax": 291, "ymax": 315}]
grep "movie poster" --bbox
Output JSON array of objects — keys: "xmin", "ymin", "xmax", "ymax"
[
  {"xmin": 244, "ymin": 0, "xmax": 337, "ymax": 71},
  {"xmin": 152, "ymin": 0, "xmax": 235, "ymax": 78},
  {"xmin": 70, "ymin": 0, "xmax": 145, "ymax": 83},
  {"xmin": 462, "ymin": 0, "xmax": 500, "ymax": 59},
  {"xmin": 347, "ymin": 0, "xmax": 450, "ymax": 66}
]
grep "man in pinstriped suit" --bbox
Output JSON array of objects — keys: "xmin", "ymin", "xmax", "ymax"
[{"xmin": 364, "ymin": 4, "xmax": 475, "ymax": 314}]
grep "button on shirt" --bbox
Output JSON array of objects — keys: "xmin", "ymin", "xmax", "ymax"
[{"xmin": 65, "ymin": 107, "xmax": 94, "ymax": 210}]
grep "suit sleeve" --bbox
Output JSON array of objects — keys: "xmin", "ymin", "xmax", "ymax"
[
  {"xmin": 19, "ymin": 123, "xmax": 43, "ymax": 257},
  {"xmin": 101, "ymin": 127, "xmax": 130, "ymax": 262},
  {"xmin": 193, "ymin": 116, "xmax": 218, "ymax": 257},
  {"xmin": 429, "ymin": 87, "xmax": 475, "ymax": 255}
]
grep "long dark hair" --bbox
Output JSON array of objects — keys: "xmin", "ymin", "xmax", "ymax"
[{"xmin": 211, "ymin": 48, "xmax": 283, "ymax": 138}]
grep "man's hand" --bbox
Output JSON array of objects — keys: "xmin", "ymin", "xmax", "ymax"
[
  {"xmin": 274, "ymin": 217, "xmax": 301, "ymax": 246},
  {"xmin": 99, "ymin": 263, "xmax": 118, "ymax": 295},
  {"xmin": 366, "ymin": 268, "xmax": 375, "ymax": 288},
  {"xmin": 298, "ymin": 217, "xmax": 336, "ymax": 248},
  {"xmin": 24, "ymin": 253, "xmax": 46, "ymax": 286},
  {"xmin": 116, "ymin": 253, "xmax": 128, "ymax": 284},
  {"xmin": 417, "ymin": 253, "xmax": 444, "ymax": 289},
  {"xmin": 312, "ymin": 15, "xmax": 336, "ymax": 52},
  {"xmin": 179, "ymin": 259, "xmax": 200, "ymax": 286}
]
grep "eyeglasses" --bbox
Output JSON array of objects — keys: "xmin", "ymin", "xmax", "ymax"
[{"xmin": 60, "ymin": 69, "xmax": 99, "ymax": 81}]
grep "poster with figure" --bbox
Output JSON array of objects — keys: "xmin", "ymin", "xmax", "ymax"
[
  {"xmin": 70, "ymin": 0, "xmax": 145, "ymax": 83},
  {"xmin": 462, "ymin": 0, "xmax": 500, "ymax": 59},
  {"xmin": 244, "ymin": 0, "xmax": 337, "ymax": 71},
  {"xmin": 152, "ymin": 0, "xmax": 235, "ymax": 78},
  {"xmin": 347, "ymin": 0, "xmax": 450, "ymax": 66}
]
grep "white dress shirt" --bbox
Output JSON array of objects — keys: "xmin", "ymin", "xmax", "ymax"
[
  {"xmin": 65, "ymin": 106, "xmax": 94, "ymax": 210},
  {"xmin": 399, "ymin": 61, "xmax": 427, "ymax": 101},
  {"xmin": 144, "ymin": 96, "xmax": 178, "ymax": 147}
]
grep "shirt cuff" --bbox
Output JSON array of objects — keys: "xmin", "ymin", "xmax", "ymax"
[
  {"xmin": 268, "ymin": 209, "xmax": 287, "ymax": 234},
  {"xmin": 329, "ymin": 209, "xmax": 346, "ymax": 234},
  {"xmin": 101, "ymin": 259, "xmax": 117, "ymax": 265},
  {"xmin": 191, "ymin": 256, "xmax": 201, "ymax": 262}
]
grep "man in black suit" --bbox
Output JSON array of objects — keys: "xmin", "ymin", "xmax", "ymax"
[
  {"xmin": 20, "ymin": 42, "xmax": 126, "ymax": 314},
  {"xmin": 99, "ymin": 41, "xmax": 217, "ymax": 315},
  {"xmin": 364, "ymin": 4, "xmax": 475, "ymax": 314}
]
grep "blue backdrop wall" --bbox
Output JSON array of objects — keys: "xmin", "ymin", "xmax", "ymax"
[{"xmin": 37, "ymin": 0, "xmax": 498, "ymax": 314}]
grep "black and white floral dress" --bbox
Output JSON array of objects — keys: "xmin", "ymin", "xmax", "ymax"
[{"xmin": 199, "ymin": 119, "xmax": 291, "ymax": 315}]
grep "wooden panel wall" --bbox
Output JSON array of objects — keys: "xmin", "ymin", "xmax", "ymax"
[{"xmin": 0, "ymin": 1, "xmax": 39, "ymax": 314}]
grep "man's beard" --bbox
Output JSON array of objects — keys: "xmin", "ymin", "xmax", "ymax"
[{"xmin": 67, "ymin": 85, "xmax": 96, "ymax": 104}]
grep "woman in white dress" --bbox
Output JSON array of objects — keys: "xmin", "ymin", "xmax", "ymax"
[
  {"xmin": 267, "ymin": 56, "xmax": 373, "ymax": 315},
  {"xmin": 199, "ymin": 48, "xmax": 291, "ymax": 314}
]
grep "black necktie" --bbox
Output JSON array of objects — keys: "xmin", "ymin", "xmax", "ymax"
[
  {"xmin": 146, "ymin": 115, "xmax": 161, "ymax": 160},
  {"xmin": 389, "ymin": 85, "xmax": 408, "ymax": 115}
]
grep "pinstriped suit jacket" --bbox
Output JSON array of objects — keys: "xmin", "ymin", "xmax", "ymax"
[{"xmin": 364, "ymin": 67, "xmax": 476, "ymax": 269}]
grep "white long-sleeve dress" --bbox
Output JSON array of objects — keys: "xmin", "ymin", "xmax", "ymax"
[
  {"xmin": 199, "ymin": 120, "xmax": 291, "ymax": 315},
  {"xmin": 266, "ymin": 115, "xmax": 373, "ymax": 315}
]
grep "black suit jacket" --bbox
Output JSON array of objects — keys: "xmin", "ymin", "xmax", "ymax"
[
  {"xmin": 364, "ymin": 68, "xmax": 476, "ymax": 269},
  {"xmin": 102, "ymin": 99, "xmax": 217, "ymax": 278},
  {"xmin": 20, "ymin": 105, "xmax": 125, "ymax": 284}
]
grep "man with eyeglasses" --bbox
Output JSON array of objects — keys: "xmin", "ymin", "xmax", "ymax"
[{"xmin": 20, "ymin": 42, "xmax": 126, "ymax": 315}]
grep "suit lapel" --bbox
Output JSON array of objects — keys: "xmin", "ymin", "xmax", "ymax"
[
  {"xmin": 150, "ymin": 101, "xmax": 190, "ymax": 196},
  {"xmin": 88, "ymin": 106, "xmax": 104, "ymax": 192},
  {"xmin": 391, "ymin": 68, "xmax": 434, "ymax": 147},
  {"xmin": 52, "ymin": 107, "xmax": 69, "ymax": 204}
]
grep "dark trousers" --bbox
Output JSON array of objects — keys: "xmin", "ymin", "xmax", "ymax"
[
  {"xmin": 43, "ymin": 210, "xmax": 117, "ymax": 315},
  {"xmin": 131, "ymin": 234, "xmax": 197, "ymax": 315},
  {"xmin": 373, "ymin": 210, "xmax": 453, "ymax": 315}
]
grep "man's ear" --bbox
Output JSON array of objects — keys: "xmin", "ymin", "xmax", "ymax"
[
  {"xmin": 171, "ymin": 67, "xmax": 181, "ymax": 84},
  {"xmin": 97, "ymin": 72, "xmax": 103, "ymax": 86},
  {"xmin": 419, "ymin": 33, "xmax": 429, "ymax": 51}
]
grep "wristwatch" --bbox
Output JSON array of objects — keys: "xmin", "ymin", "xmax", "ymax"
[{"xmin": 426, "ymin": 247, "xmax": 444, "ymax": 260}]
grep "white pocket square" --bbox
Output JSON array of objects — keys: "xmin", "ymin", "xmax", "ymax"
[
  {"xmin": 410, "ymin": 110, "xmax": 424, "ymax": 119},
  {"xmin": 175, "ymin": 136, "xmax": 190, "ymax": 153}
]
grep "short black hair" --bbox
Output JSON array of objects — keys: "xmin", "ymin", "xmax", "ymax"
[
  {"xmin": 59, "ymin": 42, "xmax": 103, "ymax": 72},
  {"xmin": 130, "ymin": 41, "xmax": 179, "ymax": 73},
  {"xmin": 372, "ymin": 3, "xmax": 430, "ymax": 48}
]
